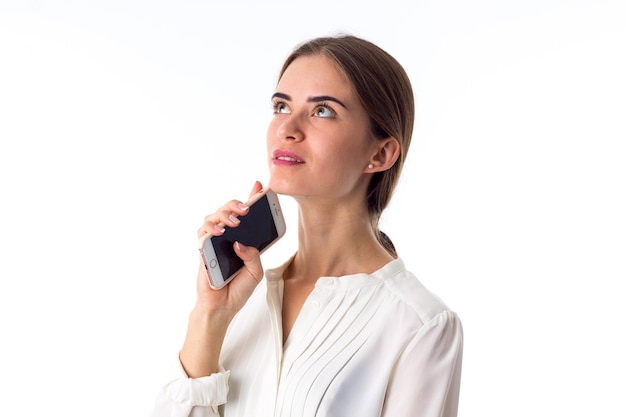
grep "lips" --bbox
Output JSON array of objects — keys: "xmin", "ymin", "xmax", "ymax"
[{"xmin": 272, "ymin": 149, "xmax": 305, "ymax": 165}]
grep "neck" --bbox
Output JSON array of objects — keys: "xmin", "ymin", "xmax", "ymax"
[{"xmin": 287, "ymin": 197, "xmax": 394, "ymax": 282}]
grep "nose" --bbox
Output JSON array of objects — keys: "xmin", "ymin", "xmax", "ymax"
[{"xmin": 276, "ymin": 115, "xmax": 304, "ymax": 142}]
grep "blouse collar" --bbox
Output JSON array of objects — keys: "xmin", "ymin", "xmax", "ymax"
[{"xmin": 265, "ymin": 256, "xmax": 406, "ymax": 290}]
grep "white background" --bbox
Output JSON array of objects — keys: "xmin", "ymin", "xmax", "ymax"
[{"xmin": 1, "ymin": 1, "xmax": 624, "ymax": 415}]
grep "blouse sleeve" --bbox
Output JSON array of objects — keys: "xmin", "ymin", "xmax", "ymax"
[
  {"xmin": 383, "ymin": 310, "xmax": 463, "ymax": 417},
  {"xmin": 149, "ymin": 357, "xmax": 230, "ymax": 417}
]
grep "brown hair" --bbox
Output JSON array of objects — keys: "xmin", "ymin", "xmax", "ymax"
[{"xmin": 279, "ymin": 35, "xmax": 415, "ymax": 257}]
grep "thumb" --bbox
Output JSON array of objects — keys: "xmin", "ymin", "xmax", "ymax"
[{"xmin": 234, "ymin": 241, "xmax": 264, "ymax": 283}]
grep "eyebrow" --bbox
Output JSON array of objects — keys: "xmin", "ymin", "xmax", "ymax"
[{"xmin": 271, "ymin": 92, "xmax": 348, "ymax": 109}]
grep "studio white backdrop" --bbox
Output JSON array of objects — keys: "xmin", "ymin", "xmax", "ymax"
[{"xmin": 1, "ymin": 1, "xmax": 624, "ymax": 416}]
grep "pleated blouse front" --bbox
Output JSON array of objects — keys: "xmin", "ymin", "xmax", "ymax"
[{"xmin": 153, "ymin": 258, "xmax": 463, "ymax": 417}]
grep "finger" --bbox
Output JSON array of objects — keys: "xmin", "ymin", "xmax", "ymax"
[
  {"xmin": 249, "ymin": 181, "xmax": 264, "ymax": 198},
  {"xmin": 204, "ymin": 200, "xmax": 250, "ymax": 223},
  {"xmin": 197, "ymin": 221, "xmax": 226, "ymax": 239},
  {"xmin": 213, "ymin": 208, "xmax": 243, "ymax": 228},
  {"xmin": 201, "ymin": 202, "xmax": 250, "ymax": 232}
]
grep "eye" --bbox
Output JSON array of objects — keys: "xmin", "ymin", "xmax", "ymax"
[
  {"xmin": 314, "ymin": 103, "xmax": 336, "ymax": 118},
  {"xmin": 272, "ymin": 100, "xmax": 290, "ymax": 114}
]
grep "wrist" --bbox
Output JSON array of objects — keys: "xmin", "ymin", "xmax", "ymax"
[
  {"xmin": 191, "ymin": 301, "xmax": 236, "ymax": 326},
  {"xmin": 180, "ymin": 306, "xmax": 232, "ymax": 378}
]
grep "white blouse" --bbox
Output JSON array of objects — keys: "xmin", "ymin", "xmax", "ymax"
[{"xmin": 150, "ymin": 258, "xmax": 463, "ymax": 417}]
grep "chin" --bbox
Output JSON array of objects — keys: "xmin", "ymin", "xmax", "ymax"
[
  {"xmin": 269, "ymin": 176, "xmax": 317, "ymax": 199},
  {"xmin": 268, "ymin": 177, "xmax": 294, "ymax": 196}
]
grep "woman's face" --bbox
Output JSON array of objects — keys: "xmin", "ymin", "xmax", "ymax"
[{"xmin": 267, "ymin": 54, "xmax": 377, "ymax": 202}]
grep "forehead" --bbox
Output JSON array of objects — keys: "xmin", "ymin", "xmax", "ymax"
[{"xmin": 277, "ymin": 55, "xmax": 354, "ymax": 98}]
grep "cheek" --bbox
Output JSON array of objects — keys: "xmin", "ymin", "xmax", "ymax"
[
  {"xmin": 328, "ymin": 132, "xmax": 371, "ymax": 164},
  {"xmin": 266, "ymin": 121, "xmax": 278, "ymax": 151},
  {"xmin": 266, "ymin": 120, "xmax": 274, "ymax": 143},
  {"xmin": 318, "ymin": 142, "xmax": 366, "ymax": 180}
]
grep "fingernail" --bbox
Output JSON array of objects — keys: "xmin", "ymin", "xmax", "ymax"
[
  {"xmin": 238, "ymin": 203, "xmax": 249, "ymax": 211},
  {"xmin": 229, "ymin": 215, "xmax": 240, "ymax": 224},
  {"xmin": 235, "ymin": 241, "xmax": 247, "ymax": 252},
  {"xmin": 214, "ymin": 224, "xmax": 225, "ymax": 233}
]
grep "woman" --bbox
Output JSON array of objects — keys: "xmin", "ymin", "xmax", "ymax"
[{"xmin": 151, "ymin": 35, "xmax": 463, "ymax": 417}]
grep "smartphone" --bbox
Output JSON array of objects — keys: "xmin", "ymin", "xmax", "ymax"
[{"xmin": 198, "ymin": 189, "xmax": 286, "ymax": 289}]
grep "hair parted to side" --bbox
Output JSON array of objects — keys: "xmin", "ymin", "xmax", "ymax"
[{"xmin": 278, "ymin": 34, "xmax": 415, "ymax": 257}]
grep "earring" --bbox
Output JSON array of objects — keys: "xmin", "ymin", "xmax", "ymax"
[{"xmin": 368, "ymin": 164, "xmax": 374, "ymax": 169}]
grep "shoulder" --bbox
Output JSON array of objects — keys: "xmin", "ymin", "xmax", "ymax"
[{"xmin": 375, "ymin": 258, "xmax": 458, "ymax": 325}]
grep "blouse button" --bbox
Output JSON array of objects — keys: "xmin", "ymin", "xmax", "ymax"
[
  {"xmin": 313, "ymin": 300, "xmax": 321, "ymax": 309},
  {"xmin": 317, "ymin": 278, "xmax": 335, "ymax": 291}
]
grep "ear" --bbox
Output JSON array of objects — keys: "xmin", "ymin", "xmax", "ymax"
[{"xmin": 366, "ymin": 137, "xmax": 401, "ymax": 172}]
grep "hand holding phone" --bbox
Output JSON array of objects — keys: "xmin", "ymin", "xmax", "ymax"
[{"xmin": 198, "ymin": 188, "xmax": 286, "ymax": 289}]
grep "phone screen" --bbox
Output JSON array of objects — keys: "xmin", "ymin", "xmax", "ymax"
[{"xmin": 210, "ymin": 194, "xmax": 279, "ymax": 280}]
